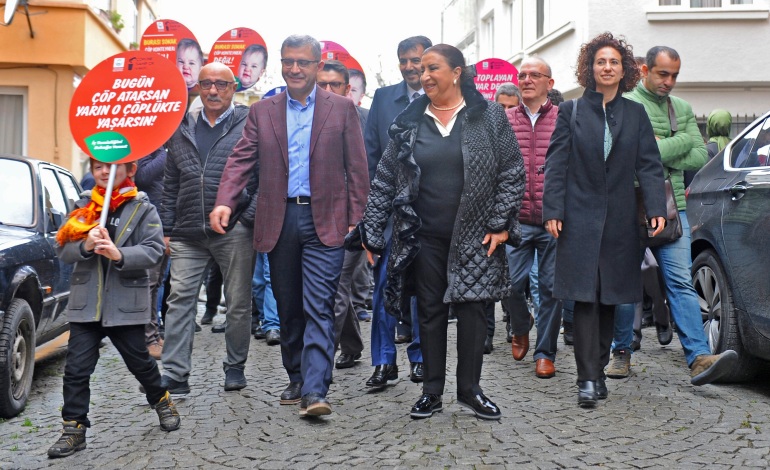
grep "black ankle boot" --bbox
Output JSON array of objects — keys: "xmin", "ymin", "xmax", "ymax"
[
  {"xmin": 577, "ymin": 380, "xmax": 597, "ymax": 408},
  {"xmin": 596, "ymin": 377, "xmax": 608, "ymax": 400}
]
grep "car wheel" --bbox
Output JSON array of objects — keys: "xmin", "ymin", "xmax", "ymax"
[
  {"xmin": 691, "ymin": 249, "xmax": 759, "ymax": 382},
  {"xmin": 0, "ymin": 299, "xmax": 36, "ymax": 418}
]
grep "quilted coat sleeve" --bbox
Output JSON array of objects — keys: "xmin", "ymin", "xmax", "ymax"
[
  {"xmin": 360, "ymin": 139, "xmax": 400, "ymax": 254},
  {"xmin": 486, "ymin": 106, "xmax": 525, "ymax": 245},
  {"xmin": 160, "ymin": 141, "xmax": 181, "ymax": 237},
  {"xmin": 657, "ymin": 100, "xmax": 708, "ymax": 172}
]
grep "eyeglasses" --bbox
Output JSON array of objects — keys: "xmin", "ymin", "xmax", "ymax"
[
  {"xmin": 399, "ymin": 57, "xmax": 422, "ymax": 66},
  {"xmin": 280, "ymin": 58, "xmax": 319, "ymax": 69},
  {"xmin": 317, "ymin": 81, "xmax": 346, "ymax": 90},
  {"xmin": 198, "ymin": 80, "xmax": 234, "ymax": 91},
  {"xmin": 517, "ymin": 71, "xmax": 551, "ymax": 81}
]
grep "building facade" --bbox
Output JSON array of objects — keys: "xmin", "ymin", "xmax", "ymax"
[
  {"xmin": 0, "ymin": 0, "xmax": 159, "ymax": 176},
  {"xmin": 442, "ymin": 0, "xmax": 770, "ymax": 127}
]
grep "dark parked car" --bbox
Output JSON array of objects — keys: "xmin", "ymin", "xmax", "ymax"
[
  {"xmin": 0, "ymin": 154, "xmax": 81, "ymax": 417},
  {"xmin": 687, "ymin": 111, "xmax": 770, "ymax": 382}
]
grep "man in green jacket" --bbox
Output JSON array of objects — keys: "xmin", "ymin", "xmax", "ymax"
[{"xmin": 607, "ymin": 46, "xmax": 738, "ymax": 385}]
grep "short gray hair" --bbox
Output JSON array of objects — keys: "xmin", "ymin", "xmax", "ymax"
[
  {"xmin": 521, "ymin": 56, "xmax": 553, "ymax": 77},
  {"xmin": 281, "ymin": 35, "xmax": 321, "ymax": 60},
  {"xmin": 495, "ymin": 82, "xmax": 521, "ymax": 102}
]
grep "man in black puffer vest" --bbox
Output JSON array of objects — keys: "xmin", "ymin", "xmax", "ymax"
[{"xmin": 159, "ymin": 62, "xmax": 257, "ymax": 394}]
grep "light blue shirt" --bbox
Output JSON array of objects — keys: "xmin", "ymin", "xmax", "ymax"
[
  {"xmin": 203, "ymin": 103, "xmax": 234, "ymax": 127},
  {"xmin": 286, "ymin": 87, "xmax": 316, "ymax": 197}
]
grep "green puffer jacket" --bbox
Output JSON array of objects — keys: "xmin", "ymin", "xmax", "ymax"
[{"xmin": 624, "ymin": 81, "xmax": 708, "ymax": 210}]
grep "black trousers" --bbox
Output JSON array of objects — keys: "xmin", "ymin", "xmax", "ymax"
[
  {"xmin": 573, "ymin": 301, "xmax": 615, "ymax": 381},
  {"xmin": 413, "ymin": 234, "xmax": 487, "ymax": 396},
  {"xmin": 205, "ymin": 262, "xmax": 224, "ymax": 313},
  {"xmin": 62, "ymin": 322, "xmax": 165, "ymax": 427}
]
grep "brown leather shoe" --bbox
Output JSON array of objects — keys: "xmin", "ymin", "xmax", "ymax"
[
  {"xmin": 535, "ymin": 358, "xmax": 556, "ymax": 378},
  {"xmin": 511, "ymin": 335, "xmax": 529, "ymax": 361}
]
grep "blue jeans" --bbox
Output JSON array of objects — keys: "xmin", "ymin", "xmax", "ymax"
[
  {"xmin": 613, "ymin": 212, "xmax": 710, "ymax": 366},
  {"xmin": 371, "ymin": 238, "xmax": 422, "ymax": 366},
  {"xmin": 529, "ymin": 252, "xmax": 540, "ymax": 310},
  {"xmin": 505, "ymin": 224, "xmax": 561, "ymax": 362},
  {"xmin": 252, "ymin": 252, "xmax": 280, "ymax": 332}
]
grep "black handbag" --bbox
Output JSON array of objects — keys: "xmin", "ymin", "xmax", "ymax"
[{"xmin": 636, "ymin": 177, "xmax": 682, "ymax": 247}]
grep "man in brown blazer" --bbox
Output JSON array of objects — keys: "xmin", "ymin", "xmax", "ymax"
[{"xmin": 211, "ymin": 35, "xmax": 369, "ymax": 417}]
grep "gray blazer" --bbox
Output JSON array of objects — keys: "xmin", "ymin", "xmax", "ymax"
[{"xmin": 57, "ymin": 192, "xmax": 164, "ymax": 326}]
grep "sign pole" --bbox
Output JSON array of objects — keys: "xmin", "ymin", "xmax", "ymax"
[{"xmin": 98, "ymin": 164, "xmax": 117, "ymax": 228}]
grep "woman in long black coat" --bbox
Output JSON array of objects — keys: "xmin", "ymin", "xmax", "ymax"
[{"xmin": 542, "ymin": 32, "xmax": 667, "ymax": 408}]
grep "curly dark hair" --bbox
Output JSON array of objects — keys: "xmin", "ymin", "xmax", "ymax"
[{"xmin": 575, "ymin": 32, "xmax": 640, "ymax": 93}]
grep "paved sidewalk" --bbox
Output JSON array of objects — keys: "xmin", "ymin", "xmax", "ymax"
[{"xmin": 1, "ymin": 304, "xmax": 769, "ymax": 469}]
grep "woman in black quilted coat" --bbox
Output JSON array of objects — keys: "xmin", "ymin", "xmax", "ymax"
[{"xmin": 351, "ymin": 44, "xmax": 524, "ymax": 420}]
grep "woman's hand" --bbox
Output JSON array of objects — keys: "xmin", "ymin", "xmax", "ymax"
[
  {"xmin": 545, "ymin": 219, "xmax": 562, "ymax": 238},
  {"xmin": 648, "ymin": 216, "xmax": 667, "ymax": 237},
  {"xmin": 483, "ymin": 231, "xmax": 509, "ymax": 257}
]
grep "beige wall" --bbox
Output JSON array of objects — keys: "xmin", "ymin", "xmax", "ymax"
[
  {"xmin": 0, "ymin": 1, "xmax": 150, "ymax": 176},
  {"xmin": 0, "ymin": 66, "xmax": 76, "ymax": 169}
]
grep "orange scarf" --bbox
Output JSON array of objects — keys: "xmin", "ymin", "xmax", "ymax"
[{"xmin": 56, "ymin": 178, "xmax": 138, "ymax": 245}]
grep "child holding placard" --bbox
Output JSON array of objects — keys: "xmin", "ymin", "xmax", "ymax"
[{"xmin": 48, "ymin": 159, "xmax": 180, "ymax": 458}]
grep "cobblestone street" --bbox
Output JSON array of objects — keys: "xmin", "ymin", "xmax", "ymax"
[{"xmin": 1, "ymin": 304, "xmax": 769, "ymax": 469}]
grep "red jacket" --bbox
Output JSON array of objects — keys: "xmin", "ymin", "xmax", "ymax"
[{"xmin": 506, "ymin": 100, "xmax": 558, "ymax": 226}]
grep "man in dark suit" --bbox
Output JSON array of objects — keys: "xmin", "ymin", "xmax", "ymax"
[
  {"xmin": 363, "ymin": 35, "xmax": 431, "ymax": 388},
  {"xmin": 211, "ymin": 35, "xmax": 369, "ymax": 417},
  {"xmin": 316, "ymin": 60, "xmax": 369, "ymax": 370}
]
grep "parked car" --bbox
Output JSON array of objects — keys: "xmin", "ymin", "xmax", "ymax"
[
  {"xmin": 0, "ymin": 154, "xmax": 81, "ymax": 417},
  {"xmin": 687, "ymin": 110, "xmax": 770, "ymax": 382}
]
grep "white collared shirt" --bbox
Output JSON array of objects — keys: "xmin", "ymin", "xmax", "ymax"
[
  {"xmin": 408, "ymin": 86, "xmax": 424, "ymax": 102},
  {"xmin": 424, "ymin": 101, "xmax": 466, "ymax": 136},
  {"xmin": 523, "ymin": 98, "xmax": 549, "ymax": 129}
]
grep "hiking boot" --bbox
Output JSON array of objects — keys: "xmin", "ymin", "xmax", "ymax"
[
  {"xmin": 147, "ymin": 342, "xmax": 162, "ymax": 360},
  {"xmin": 605, "ymin": 350, "xmax": 631, "ymax": 379},
  {"xmin": 47, "ymin": 421, "xmax": 86, "ymax": 458},
  {"xmin": 690, "ymin": 350, "xmax": 739, "ymax": 386},
  {"xmin": 154, "ymin": 391, "xmax": 181, "ymax": 431}
]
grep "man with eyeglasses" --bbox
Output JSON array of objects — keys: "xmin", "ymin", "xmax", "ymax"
[
  {"xmin": 211, "ymin": 35, "xmax": 369, "ymax": 417},
  {"xmin": 160, "ymin": 62, "xmax": 257, "ymax": 395},
  {"xmin": 315, "ymin": 60, "xmax": 370, "ymax": 371},
  {"xmin": 362, "ymin": 35, "xmax": 432, "ymax": 390},
  {"xmin": 503, "ymin": 56, "xmax": 563, "ymax": 380}
]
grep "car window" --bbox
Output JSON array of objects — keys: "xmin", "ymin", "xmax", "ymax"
[
  {"xmin": 57, "ymin": 170, "xmax": 81, "ymax": 212},
  {"xmin": 41, "ymin": 168, "xmax": 69, "ymax": 220},
  {"xmin": 0, "ymin": 159, "xmax": 34, "ymax": 226},
  {"xmin": 732, "ymin": 118, "xmax": 770, "ymax": 169}
]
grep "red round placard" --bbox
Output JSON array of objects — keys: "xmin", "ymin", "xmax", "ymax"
[
  {"xmin": 474, "ymin": 58, "xmax": 519, "ymax": 101},
  {"xmin": 320, "ymin": 40, "xmax": 348, "ymax": 54},
  {"xmin": 208, "ymin": 27, "xmax": 268, "ymax": 92},
  {"xmin": 69, "ymin": 51, "xmax": 188, "ymax": 164},
  {"xmin": 140, "ymin": 19, "xmax": 202, "ymax": 90}
]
